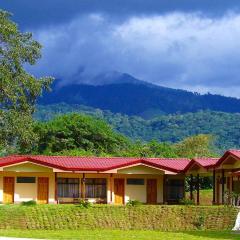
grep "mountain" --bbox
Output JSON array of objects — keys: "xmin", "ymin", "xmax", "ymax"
[
  {"xmin": 90, "ymin": 72, "xmax": 150, "ymax": 86},
  {"xmin": 35, "ymin": 103, "xmax": 240, "ymax": 152},
  {"xmin": 39, "ymin": 72, "xmax": 240, "ymax": 118}
]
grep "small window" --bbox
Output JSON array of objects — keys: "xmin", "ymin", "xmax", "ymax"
[
  {"xmin": 127, "ymin": 178, "xmax": 144, "ymax": 185},
  {"xmin": 17, "ymin": 177, "xmax": 36, "ymax": 183}
]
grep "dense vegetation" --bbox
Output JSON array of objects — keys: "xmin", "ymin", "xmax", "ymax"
[
  {"xmin": 30, "ymin": 113, "xmax": 216, "ymax": 161},
  {"xmin": 35, "ymin": 103, "xmax": 240, "ymax": 152},
  {"xmin": 33, "ymin": 114, "xmax": 129, "ymax": 155}
]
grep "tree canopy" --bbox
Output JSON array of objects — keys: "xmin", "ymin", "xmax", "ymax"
[
  {"xmin": 31, "ymin": 113, "xmax": 217, "ymax": 159},
  {"xmin": 33, "ymin": 113, "xmax": 130, "ymax": 155},
  {"xmin": 0, "ymin": 10, "xmax": 52, "ymax": 152}
]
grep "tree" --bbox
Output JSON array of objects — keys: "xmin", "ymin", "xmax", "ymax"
[
  {"xmin": 120, "ymin": 140, "xmax": 177, "ymax": 158},
  {"xmin": 33, "ymin": 113, "xmax": 130, "ymax": 155},
  {"xmin": 0, "ymin": 10, "xmax": 52, "ymax": 152},
  {"xmin": 174, "ymin": 134, "xmax": 216, "ymax": 158}
]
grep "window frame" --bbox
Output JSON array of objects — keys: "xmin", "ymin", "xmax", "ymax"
[
  {"xmin": 85, "ymin": 178, "xmax": 107, "ymax": 199},
  {"xmin": 16, "ymin": 177, "xmax": 36, "ymax": 183},
  {"xmin": 127, "ymin": 178, "xmax": 145, "ymax": 185},
  {"xmin": 57, "ymin": 178, "xmax": 80, "ymax": 198}
]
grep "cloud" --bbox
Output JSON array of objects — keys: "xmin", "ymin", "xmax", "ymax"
[
  {"xmin": 30, "ymin": 12, "xmax": 240, "ymax": 97},
  {"xmin": 3, "ymin": 0, "xmax": 240, "ymax": 29}
]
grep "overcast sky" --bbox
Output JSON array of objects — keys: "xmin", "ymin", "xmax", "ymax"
[{"xmin": 1, "ymin": 0, "xmax": 240, "ymax": 97}]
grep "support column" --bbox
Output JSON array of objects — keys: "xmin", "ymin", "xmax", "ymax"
[
  {"xmin": 110, "ymin": 173, "xmax": 113, "ymax": 203},
  {"xmin": 163, "ymin": 175, "xmax": 168, "ymax": 204},
  {"xmin": 222, "ymin": 169, "xmax": 225, "ymax": 204},
  {"xmin": 190, "ymin": 174, "xmax": 193, "ymax": 200},
  {"xmin": 196, "ymin": 174, "xmax": 200, "ymax": 205},
  {"xmin": 229, "ymin": 176, "xmax": 233, "ymax": 205},
  {"xmin": 54, "ymin": 172, "xmax": 58, "ymax": 204},
  {"xmin": 82, "ymin": 173, "xmax": 86, "ymax": 199},
  {"xmin": 212, "ymin": 169, "xmax": 216, "ymax": 205}
]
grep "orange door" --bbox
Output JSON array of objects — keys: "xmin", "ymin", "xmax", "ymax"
[
  {"xmin": 37, "ymin": 177, "xmax": 49, "ymax": 204},
  {"xmin": 114, "ymin": 179, "xmax": 124, "ymax": 204},
  {"xmin": 3, "ymin": 177, "xmax": 14, "ymax": 204},
  {"xmin": 147, "ymin": 179, "xmax": 157, "ymax": 204}
]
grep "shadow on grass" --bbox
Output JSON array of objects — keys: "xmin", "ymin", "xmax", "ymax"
[{"xmin": 184, "ymin": 231, "xmax": 240, "ymax": 239}]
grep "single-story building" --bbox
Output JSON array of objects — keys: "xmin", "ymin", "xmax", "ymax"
[{"xmin": 0, "ymin": 150, "xmax": 240, "ymax": 205}]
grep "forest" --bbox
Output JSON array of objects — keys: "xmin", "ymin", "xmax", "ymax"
[{"xmin": 35, "ymin": 103, "xmax": 240, "ymax": 153}]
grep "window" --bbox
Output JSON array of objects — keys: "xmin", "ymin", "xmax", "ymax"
[
  {"xmin": 167, "ymin": 179, "xmax": 184, "ymax": 201},
  {"xmin": 17, "ymin": 177, "xmax": 35, "ymax": 183},
  {"xmin": 57, "ymin": 178, "xmax": 80, "ymax": 198},
  {"xmin": 85, "ymin": 178, "xmax": 107, "ymax": 198},
  {"xmin": 127, "ymin": 178, "xmax": 144, "ymax": 185}
]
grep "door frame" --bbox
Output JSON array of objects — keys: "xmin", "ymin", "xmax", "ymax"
[
  {"xmin": 37, "ymin": 177, "xmax": 49, "ymax": 204},
  {"xmin": 146, "ymin": 178, "xmax": 157, "ymax": 204},
  {"xmin": 114, "ymin": 178, "xmax": 125, "ymax": 204},
  {"xmin": 3, "ymin": 177, "xmax": 15, "ymax": 204}
]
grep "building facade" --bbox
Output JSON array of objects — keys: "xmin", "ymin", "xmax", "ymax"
[{"xmin": 0, "ymin": 150, "xmax": 240, "ymax": 205}]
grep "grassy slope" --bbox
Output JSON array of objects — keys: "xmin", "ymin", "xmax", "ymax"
[
  {"xmin": 0, "ymin": 205, "xmax": 237, "ymax": 231},
  {"xmin": 0, "ymin": 229, "xmax": 240, "ymax": 240}
]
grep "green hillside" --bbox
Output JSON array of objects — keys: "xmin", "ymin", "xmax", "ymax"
[{"xmin": 35, "ymin": 103, "xmax": 240, "ymax": 151}]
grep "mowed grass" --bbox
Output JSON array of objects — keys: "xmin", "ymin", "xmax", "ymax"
[{"xmin": 0, "ymin": 229, "xmax": 239, "ymax": 240}]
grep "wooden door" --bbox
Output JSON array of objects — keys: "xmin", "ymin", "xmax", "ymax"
[
  {"xmin": 147, "ymin": 179, "xmax": 157, "ymax": 204},
  {"xmin": 114, "ymin": 179, "xmax": 124, "ymax": 204},
  {"xmin": 3, "ymin": 177, "xmax": 14, "ymax": 204},
  {"xmin": 37, "ymin": 177, "xmax": 49, "ymax": 204}
]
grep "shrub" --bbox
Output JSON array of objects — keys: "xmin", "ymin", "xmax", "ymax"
[
  {"xmin": 225, "ymin": 191, "xmax": 240, "ymax": 206},
  {"xmin": 21, "ymin": 200, "xmax": 37, "ymax": 206},
  {"xmin": 126, "ymin": 199, "xmax": 142, "ymax": 207},
  {"xmin": 194, "ymin": 212, "xmax": 205, "ymax": 230},
  {"xmin": 77, "ymin": 199, "xmax": 92, "ymax": 209}
]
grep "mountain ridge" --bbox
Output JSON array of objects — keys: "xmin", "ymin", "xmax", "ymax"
[{"xmin": 39, "ymin": 72, "xmax": 240, "ymax": 118}]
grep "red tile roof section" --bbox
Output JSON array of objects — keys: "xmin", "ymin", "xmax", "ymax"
[{"xmin": 0, "ymin": 155, "xmax": 191, "ymax": 173}]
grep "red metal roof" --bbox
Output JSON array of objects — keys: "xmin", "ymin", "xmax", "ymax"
[
  {"xmin": 183, "ymin": 157, "xmax": 219, "ymax": 171},
  {"xmin": 1, "ymin": 152, "xmax": 237, "ymax": 173},
  {"xmin": 216, "ymin": 149, "xmax": 240, "ymax": 167},
  {"xmin": 142, "ymin": 158, "xmax": 190, "ymax": 172},
  {"xmin": 193, "ymin": 158, "xmax": 219, "ymax": 168},
  {"xmin": 228, "ymin": 150, "xmax": 240, "ymax": 158},
  {"xmin": 0, "ymin": 155, "xmax": 191, "ymax": 173}
]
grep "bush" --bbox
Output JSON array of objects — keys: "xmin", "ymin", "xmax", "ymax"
[
  {"xmin": 126, "ymin": 199, "xmax": 142, "ymax": 207},
  {"xmin": 179, "ymin": 198, "xmax": 195, "ymax": 205},
  {"xmin": 21, "ymin": 200, "xmax": 37, "ymax": 206},
  {"xmin": 77, "ymin": 199, "xmax": 92, "ymax": 209},
  {"xmin": 194, "ymin": 212, "xmax": 205, "ymax": 230}
]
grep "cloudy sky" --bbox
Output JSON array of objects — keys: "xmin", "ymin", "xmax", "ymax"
[{"xmin": 2, "ymin": 0, "xmax": 240, "ymax": 97}]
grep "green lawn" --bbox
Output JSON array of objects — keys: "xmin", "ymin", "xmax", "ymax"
[
  {"xmin": 186, "ymin": 189, "xmax": 213, "ymax": 205},
  {"xmin": 0, "ymin": 230, "xmax": 239, "ymax": 240}
]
